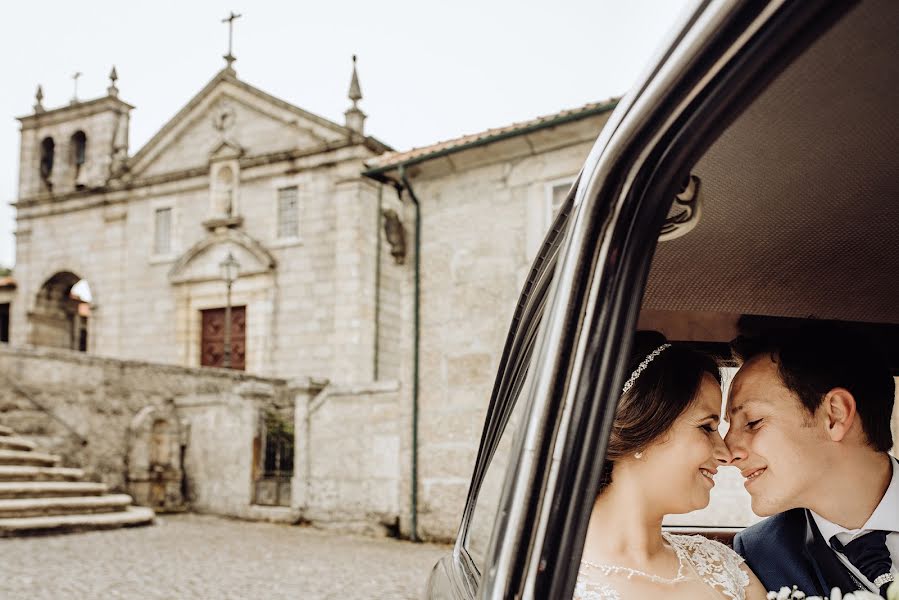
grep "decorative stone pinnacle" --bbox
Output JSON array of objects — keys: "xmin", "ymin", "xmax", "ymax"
[
  {"xmin": 33, "ymin": 85, "xmax": 45, "ymax": 113},
  {"xmin": 344, "ymin": 55, "xmax": 366, "ymax": 135},
  {"xmin": 107, "ymin": 65, "xmax": 119, "ymax": 97},
  {"xmin": 348, "ymin": 54, "xmax": 362, "ymax": 107}
]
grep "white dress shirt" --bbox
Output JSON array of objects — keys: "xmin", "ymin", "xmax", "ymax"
[{"xmin": 811, "ymin": 456, "xmax": 899, "ymax": 593}]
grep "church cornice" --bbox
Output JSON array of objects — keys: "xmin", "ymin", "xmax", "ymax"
[
  {"xmin": 17, "ymin": 95, "xmax": 134, "ymax": 128},
  {"xmin": 14, "ymin": 139, "xmax": 381, "ymax": 217}
]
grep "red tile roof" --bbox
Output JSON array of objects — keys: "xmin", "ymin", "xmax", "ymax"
[{"xmin": 364, "ymin": 98, "xmax": 618, "ymax": 174}]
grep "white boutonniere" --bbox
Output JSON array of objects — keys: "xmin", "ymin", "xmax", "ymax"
[{"xmin": 767, "ymin": 583, "xmax": 896, "ymax": 600}]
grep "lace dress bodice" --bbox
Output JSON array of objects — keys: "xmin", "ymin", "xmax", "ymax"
[{"xmin": 574, "ymin": 533, "xmax": 750, "ymax": 600}]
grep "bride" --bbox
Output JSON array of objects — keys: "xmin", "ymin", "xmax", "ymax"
[{"xmin": 575, "ymin": 331, "xmax": 768, "ymax": 600}]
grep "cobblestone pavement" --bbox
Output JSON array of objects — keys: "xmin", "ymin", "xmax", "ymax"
[{"xmin": 0, "ymin": 514, "xmax": 450, "ymax": 599}]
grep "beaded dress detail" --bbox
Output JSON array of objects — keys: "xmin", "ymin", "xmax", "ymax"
[{"xmin": 573, "ymin": 533, "xmax": 750, "ymax": 600}]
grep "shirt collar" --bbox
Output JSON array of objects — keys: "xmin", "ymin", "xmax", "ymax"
[{"xmin": 811, "ymin": 456, "xmax": 899, "ymax": 544}]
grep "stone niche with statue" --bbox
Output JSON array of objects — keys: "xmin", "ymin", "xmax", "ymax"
[{"xmin": 127, "ymin": 403, "xmax": 188, "ymax": 512}]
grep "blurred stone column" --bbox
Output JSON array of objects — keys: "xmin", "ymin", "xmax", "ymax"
[{"xmin": 331, "ymin": 178, "xmax": 379, "ymax": 384}]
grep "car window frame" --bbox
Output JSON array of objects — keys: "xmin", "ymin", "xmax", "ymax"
[{"xmin": 473, "ymin": 1, "xmax": 859, "ymax": 599}]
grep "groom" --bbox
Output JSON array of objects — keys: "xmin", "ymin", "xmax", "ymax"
[{"xmin": 725, "ymin": 324, "xmax": 897, "ymax": 597}]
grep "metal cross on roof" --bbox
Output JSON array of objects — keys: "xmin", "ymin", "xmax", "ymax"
[{"xmin": 221, "ymin": 11, "xmax": 242, "ymax": 69}]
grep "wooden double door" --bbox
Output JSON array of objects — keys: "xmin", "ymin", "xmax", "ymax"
[{"xmin": 200, "ymin": 306, "xmax": 246, "ymax": 370}]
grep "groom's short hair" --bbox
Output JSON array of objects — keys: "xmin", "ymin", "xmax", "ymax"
[{"xmin": 732, "ymin": 323, "xmax": 895, "ymax": 452}]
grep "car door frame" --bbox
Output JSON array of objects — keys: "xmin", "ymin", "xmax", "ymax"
[{"xmin": 473, "ymin": 1, "xmax": 858, "ymax": 599}]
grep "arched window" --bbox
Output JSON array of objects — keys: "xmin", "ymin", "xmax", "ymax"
[
  {"xmin": 40, "ymin": 137, "xmax": 55, "ymax": 181},
  {"xmin": 71, "ymin": 131, "xmax": 87, "ymax": 167}
]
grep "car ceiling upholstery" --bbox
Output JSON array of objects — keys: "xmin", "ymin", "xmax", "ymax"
[{"xmin": 643, "ymin": 0, "xmax": 898, "ymax": 325}]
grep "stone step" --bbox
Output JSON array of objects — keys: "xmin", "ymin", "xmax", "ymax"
[
  {"xmin": 0, "ymin": 505, "xmax": 155, "ymax": 537},
  {"xmin": 0, "ymin": 465, "xmax": 85, "ymax": 481},
  {"xmin": 0, "ymin": 436, "xmax": 37, "ymax": 452},
  {"xmin": 0, "ymin": 465, "xmax": 84, "ymax": 481},
  {"xmin": 0, "ymin": 481, "xmax": 108, "ymax": 499},
  {"xmin": 0, "ymin": 449, "xmax": 61, "ymax": 467},
  {"xmin": 0, "ymin": 494, "xmax": 133, "ymax": 518},
  {"xmin": 0, "ymin": 425, "xmax": 13, "ymax": 436}
]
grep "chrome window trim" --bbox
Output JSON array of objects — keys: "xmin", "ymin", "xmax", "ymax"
[{"xmin": 455, "ymin": 178, "xmax": 580, "ymax": 565}]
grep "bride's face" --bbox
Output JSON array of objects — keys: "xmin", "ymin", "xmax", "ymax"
[{"xmin": 639, "ymin": 373, "xmax": 731, "ymax": 514}]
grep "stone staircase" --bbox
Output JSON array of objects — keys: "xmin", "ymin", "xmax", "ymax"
[{"xmin": 0, "ymin": 424, "xmax": 155, "ymax": 536}]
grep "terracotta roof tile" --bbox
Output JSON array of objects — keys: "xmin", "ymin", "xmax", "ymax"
[{"xmin": 364, "ymin": 98, "xmax": 618, "ymax": 172}]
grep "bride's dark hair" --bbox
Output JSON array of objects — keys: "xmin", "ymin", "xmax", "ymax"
[{"xmin": 597, "ymin": 330, "xmax": 721, "ymax": 493}]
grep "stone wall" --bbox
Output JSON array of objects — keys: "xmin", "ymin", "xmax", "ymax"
[
  {"xmin": 0, "ymin": 345, "xmax": 403, "ymax": 533},
  {"xmin": 391, "ymin": 127, "xmax": 605, "ymax": 540},
  {"xmin": 375, "ymin": 186, "xmax": 405, "ymax": 382},
  {"xmin": 293, "ymin": 380, "xmax": 402, "ymax": 535},
  {"xmin": 0, "ymin": 344, "xmax": 288, "ymax": 494}
]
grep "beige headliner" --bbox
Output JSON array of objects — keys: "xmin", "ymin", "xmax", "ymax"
[{"xmin": 643, "ymin": 0, "xmax": 898, "ymax": 325}]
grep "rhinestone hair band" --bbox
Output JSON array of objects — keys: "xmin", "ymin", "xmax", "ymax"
[{"xmin": 622, "ymin": 344, "xmax": 671, "ymax": 393}]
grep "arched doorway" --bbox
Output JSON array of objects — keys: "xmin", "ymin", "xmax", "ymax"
[{"xmin": 28, "ymin": 272, "xmax": 92, "ymax": 351}]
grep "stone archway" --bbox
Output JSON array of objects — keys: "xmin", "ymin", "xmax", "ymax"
[{"xmin": 27, "ymin": 271, "xmax": 92, "ymax": 351}]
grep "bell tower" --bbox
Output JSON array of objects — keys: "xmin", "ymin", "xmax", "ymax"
[{"xmin": 16, "ymin": 67, "xmax": 133, "ymax": 200}]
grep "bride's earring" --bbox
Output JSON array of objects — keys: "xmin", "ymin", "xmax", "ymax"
[{"xmin": 634, "ymin": 451, "xmax": 644, "ymax": 459}]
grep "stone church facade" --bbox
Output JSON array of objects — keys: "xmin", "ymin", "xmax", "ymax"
[
  {"xmin": 7, "ymin": 59, "xmax": 614, "ymax": 540},
  {"xmin": 12, "ymin": 62, "xmax": 397, "ymax": 385}
]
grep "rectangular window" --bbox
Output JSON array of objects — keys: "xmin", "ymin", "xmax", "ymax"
[
  {"xmin": 154, "ymin": 207, "xmax": 172, "ymax": 254},
  {"xmin": 0, "ymin": 303, "xmax": 9, "ymax": 343},
  {"xmin": 277, "ymin": 186, "xmax": 299, "ymax": 239},
  {"xmin": 550, "ymin": 181, "xmax": 572, "ymax": 219}
]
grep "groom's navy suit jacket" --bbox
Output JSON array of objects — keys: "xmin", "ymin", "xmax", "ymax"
[
  {"xmin": 734, "ymin": 456, "xmax": 898, "ymax": 595},
  {"xmin": 733, "ymin": 508, "xmax": 859, "ymax": 596}
]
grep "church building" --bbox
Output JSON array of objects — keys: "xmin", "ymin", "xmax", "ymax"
[
  {"xmin": 12, "ymin": 57, "xmax": 398, "ymax": 384},
  {"xmin": 8, "ymin": 50, "xmax": 614, "ymax": 539}
]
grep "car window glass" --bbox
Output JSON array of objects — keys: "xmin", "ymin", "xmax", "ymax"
[
  {"xmin": 460, "ymin": 181, "xmax": 573, "ymax": 574},
  {"xmin": 465, "ymin": 368, "xmax": 533, "ymax": 571}
]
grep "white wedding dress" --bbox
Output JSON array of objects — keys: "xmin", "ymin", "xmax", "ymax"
[{"xmin": 574, "ymin": 533, "xmax": 750, "ymax": 600}]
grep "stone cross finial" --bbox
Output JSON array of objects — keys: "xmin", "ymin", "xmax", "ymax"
[
  {"xmin": 107, "ymin": 66, "xmax": 119, "ymax": 97},
  {"xmin": 71, "ymin": 71, "xmax": 82, "ymax": 105},
  {"xmin": 33, "ymin": 85, "xmax": 45, "ymax": 113},
  {"xmin": 221, "ymin": 11, "xmax": 242, "ymax": 70}
]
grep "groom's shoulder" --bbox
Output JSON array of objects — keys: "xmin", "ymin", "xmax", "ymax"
[{"xmin": 734, "ymin": 509, "xmax": 807, "ymax": 556}]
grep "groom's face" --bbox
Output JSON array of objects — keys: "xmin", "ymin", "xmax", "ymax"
[{"xmin": 724, "ymin": 354, "xmax": 829, "ymax": 516}]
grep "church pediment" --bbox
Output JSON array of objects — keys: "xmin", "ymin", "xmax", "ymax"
[
  {"xmin": 168, "ymin": 228, "xmax": 276, "ymax": 285},
  {"xmin": 129, "ymin": 69, "xmax": 351, "ymax": 179}
]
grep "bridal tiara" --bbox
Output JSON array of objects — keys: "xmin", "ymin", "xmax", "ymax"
[{"xmin": 622, "ymin": 343, "xmax": 671, "ymax": 393}]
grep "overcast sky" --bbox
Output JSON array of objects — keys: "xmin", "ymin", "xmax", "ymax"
[{"xmin": 0, "ymin": 0, "xmax": 692, "ymax": 269}]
